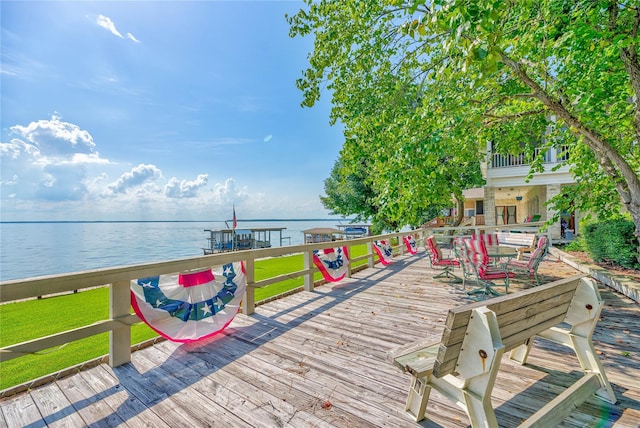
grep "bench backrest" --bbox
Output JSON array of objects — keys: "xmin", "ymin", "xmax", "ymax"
[
  {"xmin": 433, "ymin": 275, "xmax": 584, "ymax": 377},
  {"xmin": 496, "ymin": 231, "xmax": 536, "ymax": 246}
]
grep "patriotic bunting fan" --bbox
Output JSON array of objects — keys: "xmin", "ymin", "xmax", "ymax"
[
  {"xmin": 373, "ymin": 240, "xmax": 393, "ymax": 265},
  {"xmin": 131, "ymin": 262, "xmax": 246, "ymax": 343},
  {"xmin": 403, "ymin": 235, "xmax": 418, "ymax": 255},
  {"xmin": 313, "ymin": 246, "xmax": 350, "ymax": 282}
]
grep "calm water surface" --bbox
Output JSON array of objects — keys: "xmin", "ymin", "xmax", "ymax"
[{"xmin": 0, "ymin": 220, "xmax": 340, "ymax": 281}]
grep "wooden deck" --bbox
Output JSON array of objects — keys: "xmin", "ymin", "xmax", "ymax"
[{"xmin": 1, "ymin": 252, "xmax": 639, "ymax": 427}]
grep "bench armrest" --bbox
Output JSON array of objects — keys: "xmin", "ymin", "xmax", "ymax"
[{"xmin": 389, "ymin": 340, "xmax": 440, "ymax": 377}]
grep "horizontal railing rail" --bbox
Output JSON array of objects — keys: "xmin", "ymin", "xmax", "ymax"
[
  {"xmin": 490, "ymin": 145, "xmax": 569, "ymax": 169},
  {"xmin": 0, "ymin": 228, "xmax": 427, "ymax": 389},
  {"xmin": 423, "ymin": 221, "xmax": 549, "ymax": 246}
]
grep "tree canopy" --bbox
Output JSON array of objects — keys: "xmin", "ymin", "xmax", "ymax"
[{"xmin": 288, "ymin": 0, "xmax": 640, "ymax": 256}]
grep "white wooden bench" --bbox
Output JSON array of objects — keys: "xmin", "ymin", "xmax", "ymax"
[
  {"xmin": 389, "ymin": 275, "xmax": 616, "ymax": 427},
  {"xmin": 496, "ymin": 232, "xmax": 537, "ymax": 260}
]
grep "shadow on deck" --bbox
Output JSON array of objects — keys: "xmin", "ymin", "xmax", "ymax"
[{"xmin": 1, "ymin": 251, "xmax": 639, "ymax": 427}]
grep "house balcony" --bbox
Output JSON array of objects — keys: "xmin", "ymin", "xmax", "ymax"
[{"xmin": 482, "ymin": 145, "xmax": 574, "ymax": 188}]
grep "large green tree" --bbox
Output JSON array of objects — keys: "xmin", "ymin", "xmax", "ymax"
[{"xmin": 288, "ymin": 0, "xmax": 640, "ymax": 260}]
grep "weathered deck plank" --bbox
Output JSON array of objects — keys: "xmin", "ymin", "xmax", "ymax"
[{"xmin": 1, "ymin": 251, "xmax": 639, "ymax": 427}]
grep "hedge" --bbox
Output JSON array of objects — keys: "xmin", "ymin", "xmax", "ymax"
[{"xmin": 583, "ymin": 218, "xmax": 640, "ymax": 269}]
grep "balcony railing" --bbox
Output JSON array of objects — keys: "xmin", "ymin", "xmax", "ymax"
[{"xmin": 490, "ymin": 146, "xmax": 568, "ymax": 168}]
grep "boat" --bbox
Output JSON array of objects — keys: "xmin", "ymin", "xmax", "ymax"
[
  {"xmin": 335, "ymin": 224, "xmax": 371, "ymax": 239},
  {"xmin": 203, "ymin": 227, "xmax": 288, "ymax": 254}
]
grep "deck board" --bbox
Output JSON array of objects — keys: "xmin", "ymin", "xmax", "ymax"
[{"xmin": 1, "ymin": 251, "xmax": 639, "ymax": 427}]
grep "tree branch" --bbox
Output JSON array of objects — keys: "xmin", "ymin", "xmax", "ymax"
[
  {"xmin": 483, "ymin": 109, "xmax": 546, "ymax": 125},
  {"xmin": 498, "ymin": 48, "xmax": 640, "ymax": 213}
]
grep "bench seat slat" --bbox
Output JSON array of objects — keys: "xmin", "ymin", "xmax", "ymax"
[
  {"xmin": 444, "ymin": 276, "xmax": 581, "ymax": 326},
  {"xmin": 498, "ymin": 302, "xmax": 573, "ymax": 344},
  {"xmin": 495, "ymin": 289, "xmax": 575, "ymax": 326},
  {"xmin": 389, "ymin": 339, "xmax": 439, "ymax": 370},
  {"xmin": 401, "ymin": 345, "xmax": 439, "ymax": 378}
]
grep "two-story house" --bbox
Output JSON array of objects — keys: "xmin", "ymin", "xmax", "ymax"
[{"xmin": 460, "ymin": 143, "xmax": 576, "ymax": 240}]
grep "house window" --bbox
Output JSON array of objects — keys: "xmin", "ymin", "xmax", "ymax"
[
  {"xmin": 475, "ymin": 200, "xmax": 484, "ymax": 215},
  {"xmin": 496, "ymin": 205, "xmax": 517, "ymax": 224},
  {"xmin": 558, "ymin": 145, "xmax": 570, "ymax": 161}
]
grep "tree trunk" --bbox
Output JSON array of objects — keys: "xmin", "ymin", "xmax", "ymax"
[{"xmin": 452, "ymin": 197, "xmax": 465, "ymax": 227}]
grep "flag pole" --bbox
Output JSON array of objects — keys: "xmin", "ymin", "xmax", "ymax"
[{"xmin": 232, "ymin": 205, "xmax": 237, "ymax": 251}]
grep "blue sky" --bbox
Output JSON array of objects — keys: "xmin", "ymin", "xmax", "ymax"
[{"xmin": 1, "ymin": 1, "xmax": 344, "ymax": 221}]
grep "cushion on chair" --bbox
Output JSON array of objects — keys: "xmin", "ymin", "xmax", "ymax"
[{"xmin": 426, "ymin": 235, "xmax": 459, "ymax": 267}]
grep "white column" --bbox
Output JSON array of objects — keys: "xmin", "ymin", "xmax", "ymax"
[
  {"xmin": 546, "ymin": 184, "xmax": 562, "ymax": 240},
  {"xmin": 484, "ymin": 187, "xmax": 496, "ymax": 226}
]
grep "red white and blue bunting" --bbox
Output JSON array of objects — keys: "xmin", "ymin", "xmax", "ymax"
[
  {"xmin": 130, "ymin": 262, "xmax": 246, "ymax": 343},
  {"xmin": 403, "ymin": 235, "xmax": 418, "ymax": 255},
  {"xmin": 313, "ymin": 246, "xmax": 350, "ymax": 282},
  {"xmin": 373, "ymin": 240, "xmax": 394, "ymax": 265}
]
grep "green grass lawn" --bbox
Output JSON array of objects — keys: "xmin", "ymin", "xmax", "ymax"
[{"xmin": 0, "ymin": 244, "xmax": 369, "ymax": 390}]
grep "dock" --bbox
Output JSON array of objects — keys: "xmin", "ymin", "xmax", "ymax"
[{"xmin": 1, "ymin": 252, "xmax": 639, "ymax": 427}]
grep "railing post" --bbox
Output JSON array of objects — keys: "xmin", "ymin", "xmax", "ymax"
[
  {"xmin": 110, "ymin": 280, "xmax": 131, "ymax": 367},
  {"xmin": 367, "ymin": 240, "xmax": 374, "ymax": 268},
  {"xmin": 346, "ymin": 244, "xmax": 352, "ymax": 278},
  {"xmin": 243, "ymin": 258, "xmax": 255, "ymax": 315},
  {"xmin": 304, "ymin": 249, "xmax": 314, "ymax": 291},
  {"xmin": 398, "ymin": 234, "xmax": 404, "ymax": 256}
]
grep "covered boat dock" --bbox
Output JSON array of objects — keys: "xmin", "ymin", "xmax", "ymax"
[
  {"xmin": 302, "ymin": 227, "xmax": 343, "ymax": 244},
  {"xmin": 203, "ymin": 227, "xmax": 288, "ymax": 254}
]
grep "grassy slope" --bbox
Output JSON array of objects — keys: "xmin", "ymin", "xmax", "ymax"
[{"xmin": 0, "ymin": 244, "xmax": 368, "ymax": 390}]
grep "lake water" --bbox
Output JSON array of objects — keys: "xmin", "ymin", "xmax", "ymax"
[{"xmin": 0, "ymin": 219, "xmax": 344, "ymax": 281}]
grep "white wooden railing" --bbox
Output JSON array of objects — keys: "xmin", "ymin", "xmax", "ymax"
[
  {"xmin": 0, "ymin": 229, "xmax": 426, "ymax": 387},
  {"xmin": 490, "ymin": 146, "xmax": 569, "ymax": 168},
  {"xmin": 0, "ymin": 222, "xmax": 550, "ymax": 395},
  {"xmin": 423, "ymin": 222, "xmax": 550, "ymax": 248}
]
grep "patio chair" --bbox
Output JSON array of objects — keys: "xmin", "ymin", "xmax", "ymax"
[
  {"xmin": 464, "ymin": 237, "xmax": 514, "ymax": 297},
  {"xmin": 471, "ymin": 232, "xmax": 499, "ymax": 263},
  {"xmin": 452, "ymin": 237, "xmax": 481, "ymax": 292},
  {"xmin": 509, "ymin": 235, "xmax": 550, "ymax": 285},
  {"xmin": 424, "ymin": 235, "xmax": 460, "ymax": 281},
  {"xmin": 471, "ymin": 232, "xmax": 499, "ymax": 246}
]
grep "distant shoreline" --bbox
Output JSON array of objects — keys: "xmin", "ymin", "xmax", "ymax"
[{"xmin": 0, "ymin": 218, "xmax": 350, "ymax": 224}]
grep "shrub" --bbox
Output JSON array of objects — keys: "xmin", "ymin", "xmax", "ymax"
[
  {"xmin": 563, "ymin": 235, "xmax": 588, "ymax": 252},
  {"xmin": 583, "ymin": 218, "xmax": 639, "ymax": 269}
]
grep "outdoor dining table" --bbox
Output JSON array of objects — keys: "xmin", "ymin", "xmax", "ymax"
[{"xmin": 486, "ymin": 245, "xmax": 518, "ymax": 268}]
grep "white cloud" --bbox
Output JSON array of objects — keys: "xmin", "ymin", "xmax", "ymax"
[
  {"xmin": 96, "ymin": 15, "xmax": 139, "ymax": 42},
  {"xmin": 126, "ymin": 33, "xmax": 140, "ymax": 43},
  {"xmin": 107, "ymin": 164, "xmax": 163, "ymax": 194},
  {"xmin": 263, "ymin": 134, "xmax": 273, "ymax": 142},
  {"xmin": 0, "ymin": 115, "xmax": 328, "ymax": 220},
  {"xmin": 96, "ymin": 15, "xmax": 123, "ymax": 38},
  {"xmin": 1, "ymin": 116, "xmax": 110, "ymax": 202},
  {"xmin": 164, "ymin": 174, "xmax": 208, "ymax": 198},
  {"xmin": 10, "ymin": 114, "xmax": 96, "ymax": 156},
  {"xmin": 211, "ymin": 178, "xmax": 248, "ymax": 205}
]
